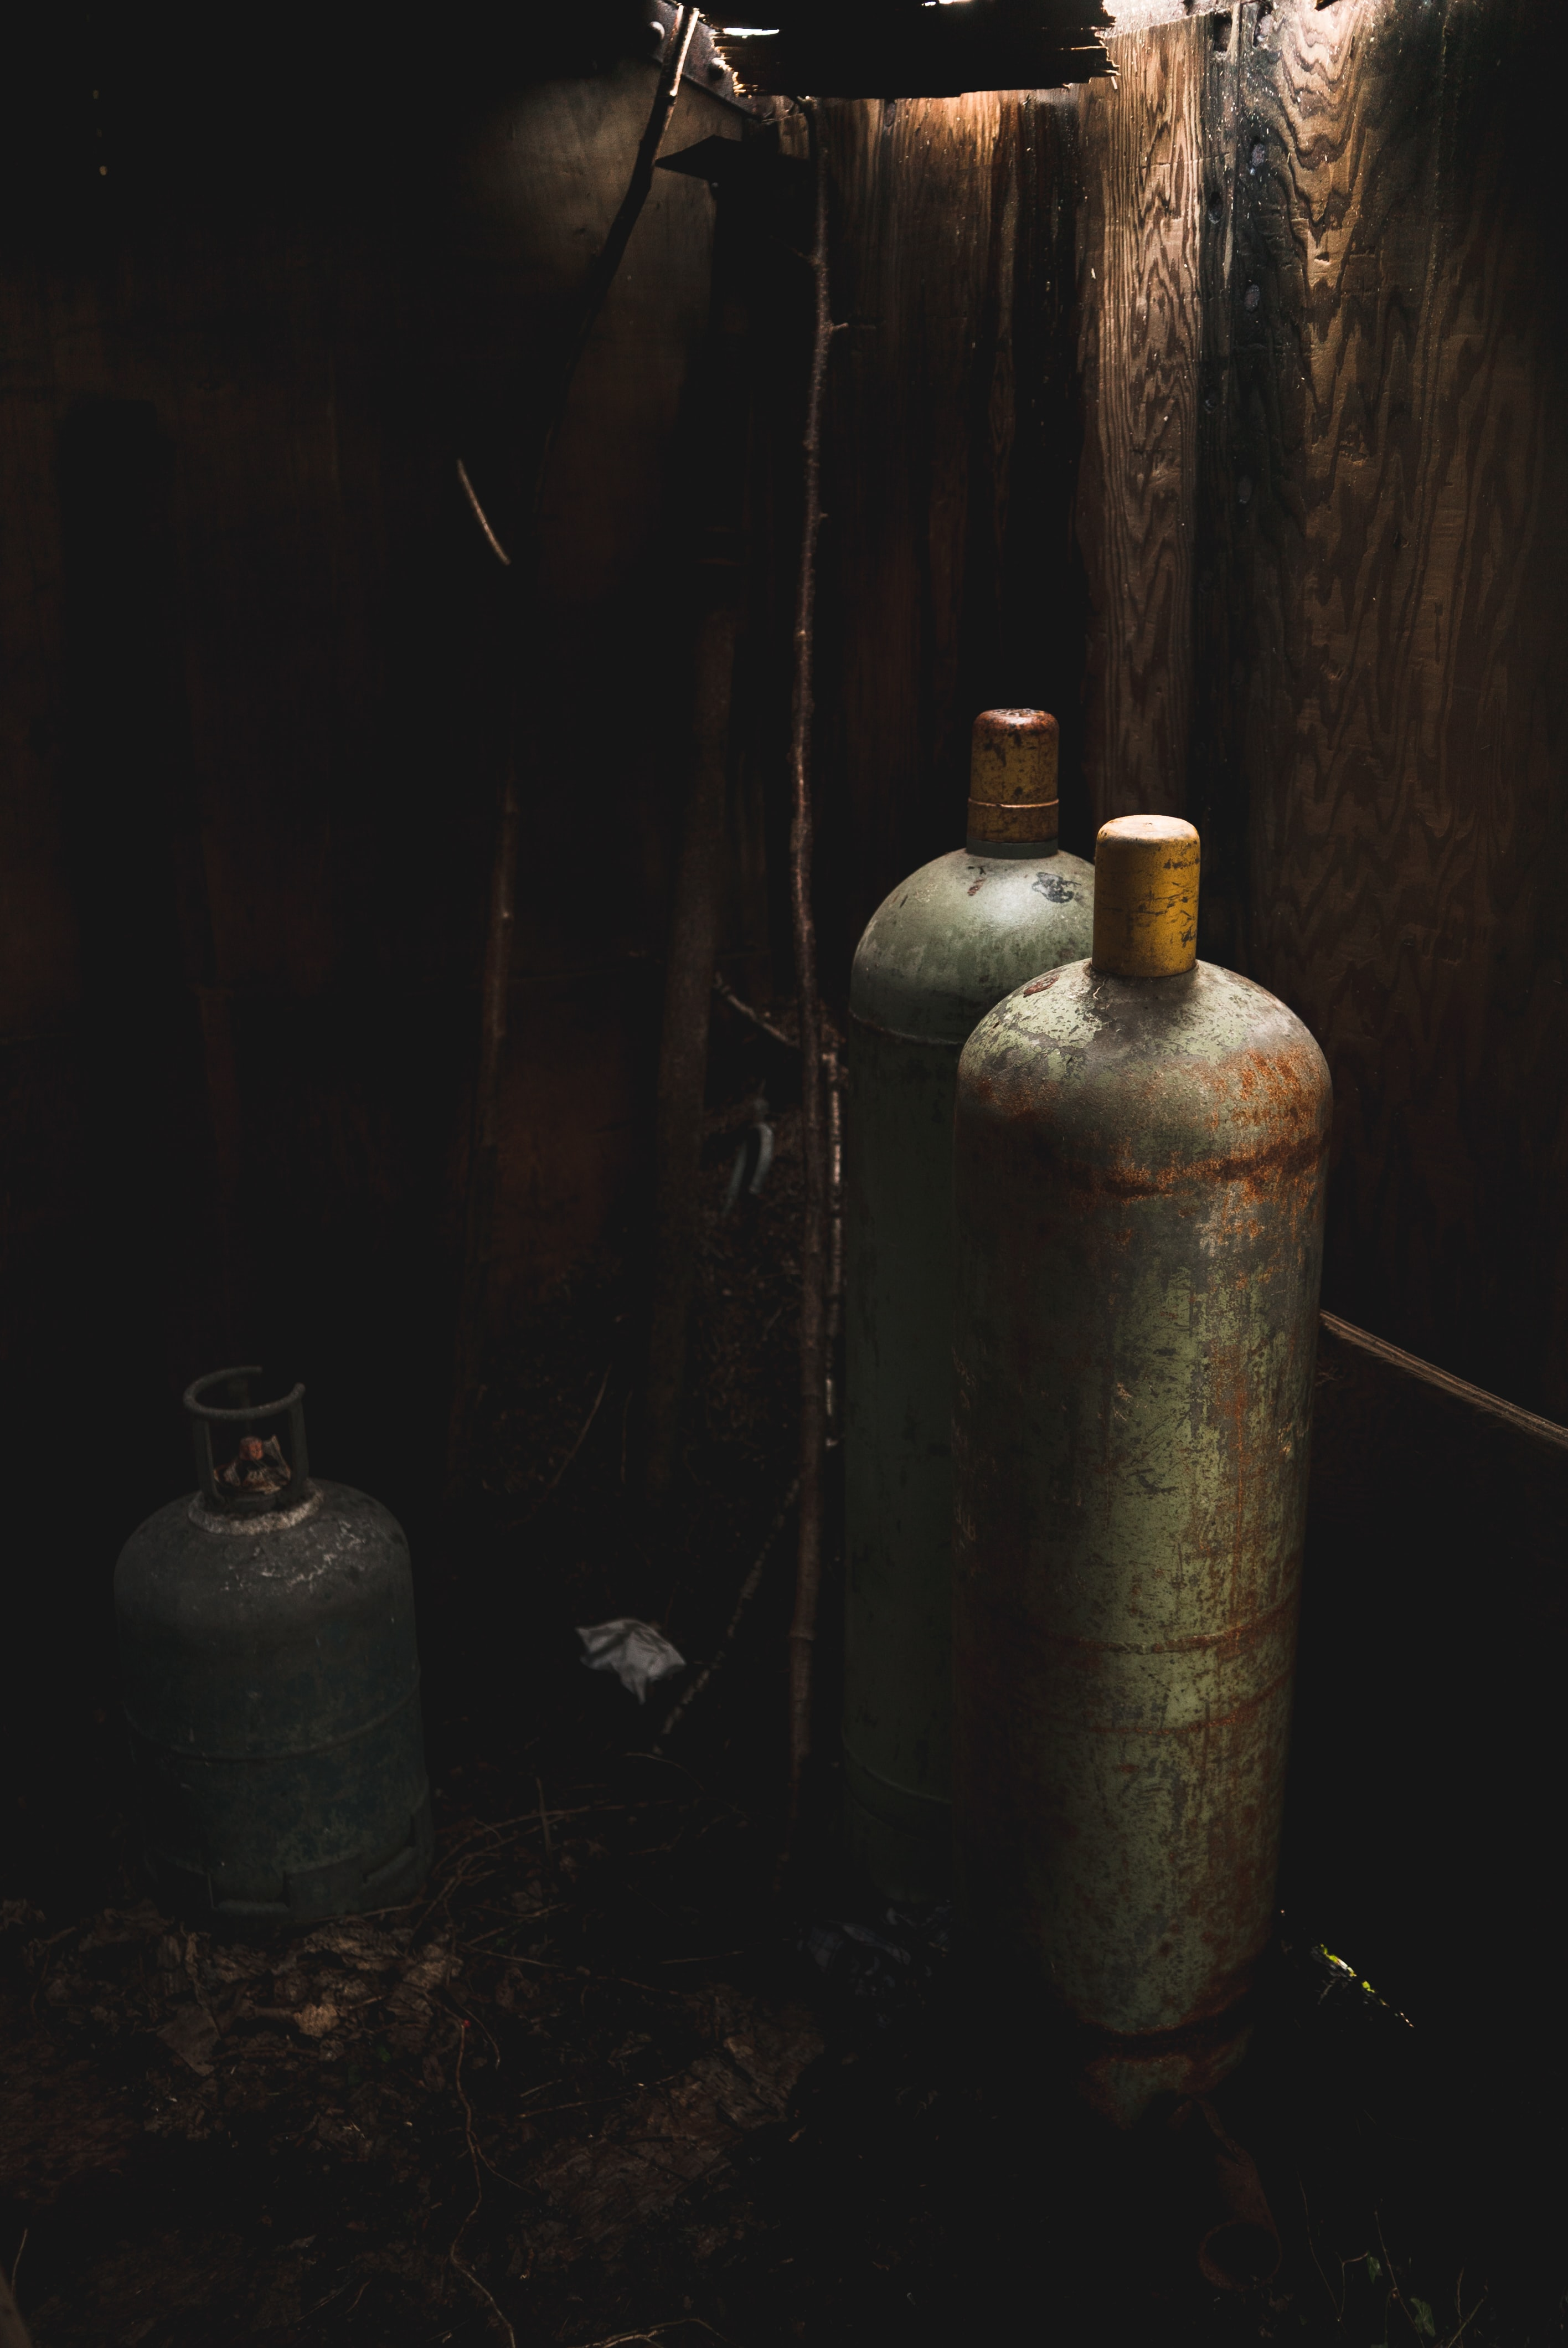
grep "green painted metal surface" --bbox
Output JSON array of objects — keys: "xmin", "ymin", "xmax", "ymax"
[
  {"xmin": 116, "ymin": 1480, "xmax": 433, "ymax": 1922},
  {"xmin": 952, "ymin": 959, "xmax": 1330, "ymax": 2115},
  {"xmin": 844, "ymin": 842, "xmax": 1094, "ymax": 1903}
]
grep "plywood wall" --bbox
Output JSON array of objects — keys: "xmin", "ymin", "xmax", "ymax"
[
  {"xmin": 1075, "ymin": 0, "xmax": 1568, "ymax": 1416},
  {"xmin": 814, "ymin": 88, "xmax": 1090, "ymax": 960}
]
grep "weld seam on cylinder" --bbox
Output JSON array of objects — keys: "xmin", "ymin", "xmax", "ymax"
[
  {"xmin": 967, "ymin": 803, "xmax": 1061, "ymax": 843},
  {"xmin": 1022, "ymin": 1140, "xmax": 1327, "ymax": 1194},
  {"xmin": 1070, "ymin": 2004, "xmax": 1260, "ymax": 2059},
  {"xmin": 123, "ymin": 1675, "xmax": 421, "ymax": 1763},
  {"xmin": 1063, "ymin": 1666, "xmax": 1296, "ymax": 1737},
  {"xmin": 849, "ymin": 1012, "xmax": 986, "ymax": 1052},
  {"xmin": 1018, "ymin": 1593, "xmax": 1300, "ymax": 1657}
]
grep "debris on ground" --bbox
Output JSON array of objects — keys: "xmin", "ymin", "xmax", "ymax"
[
  {"xmin": 577, "ymin": 1618, "xmax": 687, "ymax": 1703},
  {"xmin": 0, "ymin": 1782, "xmax": 822, "ymax": 2345}
]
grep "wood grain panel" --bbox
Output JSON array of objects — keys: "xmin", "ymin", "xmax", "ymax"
[
  {"xmin": 1075, "ymin": 19, "xmax": 1205, "ymax": 825},
  {"xmin": 821, "ymin": 92, "xmax": 1006, "ymax": 934},
  {"xmin": 1075, "ymin": 0, "xmax": 1568, "ymax": 1416},
  {"xmin": 816, "ymin": 89, "xmax": 1089, "ymax": 972},
  {"xmin": 1209, "ymin": 0, "xmax": 1568, "ymax": 1413}
]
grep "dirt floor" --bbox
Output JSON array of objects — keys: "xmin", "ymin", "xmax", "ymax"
[{"xmin": 2, "ymin": 1053, "xmax": 1563, "ymax": 2346}]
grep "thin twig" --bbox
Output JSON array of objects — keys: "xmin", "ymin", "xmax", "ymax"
[
  {"xmin": 824, "ymin": 1038, "xmax": 844, "ymax": 1438},
  {"xmin": 573, "ymin": 2326, "xmax": 725, "ymax": 2348},
  {"xmin": 624, "ymin": 1749, "xmax": 705, "ymax": 1790},
  {"xmin": 1375, "ymin": 2210, "xmax": 1414, "ymax": 2341},
  {"xmin": 782, "ymin": 97, "xmax": 834, "ymax": 1875},
  {"xmin": 656, "ymin": 1478, "xmax": 800, "ymax": 1750},
  {"xmin": 1440, "ymin": 2285, "xmax": 1488, "ymax": 2348},
  {"xmin": 536, "ymin": 1363, "xmax": 613, "ymax": 1503},
  {"xmin": 446, "ymin": 757, "xmax": 520, "ymax": 1489},
  {"xmin": 712, "ymin": 973, "xmax": 798, "ymax": 1053},
  {"xmin": 454, "ymin": 1992, "xmax": 504, "ymax": 2068},
  {"xmin": 456, "ymin": 459, "xmax": 512, "ymax": 567},
  {"xmin": 7, "ymin": 2234, "xmax": 24, "ymax": 2295},
  {"xmin": 462, "ymin": 1906, "xmax": 569, "ymax": 1939},
  {"xmin": 537, "ymin": 1778, "xmax": 553, "ymax": 1860},
  {"xmin": 449, "ymin": 2022, "xmax": 519, "ymax": 2348},
  {"xmin": 533, "ymin": 7, "xmax": 702, "ymax": 520},
  {"xmin": 439, "ymin": 1800, "xmax": 646, "ymax": 1850},
  {"xmin": 1297, "ymin": 2177, "xmax": 1343, "ymax": 2325},
  {"xmin": 517, "ymin": 2074, "xmax": 683, "ymax": 2121}
]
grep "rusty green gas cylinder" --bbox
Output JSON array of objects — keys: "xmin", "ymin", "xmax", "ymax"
[
  {"xmin": 844, "ymin": 711, "xmax": 1094, "ymax": 1904},
  {"xmin": 951, "ymin": 816, "xmax": 1330, "ymax": 2118}
]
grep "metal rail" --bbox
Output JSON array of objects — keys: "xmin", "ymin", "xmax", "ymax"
[{"xmin": 1319, "ymin": 1310, "xmax": 1568, "ymax": 1455}]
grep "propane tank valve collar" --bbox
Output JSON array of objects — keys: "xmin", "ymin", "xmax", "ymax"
[{"xmin": 183, "ymin": 1367, "xmax": 312, "ymax": 1519}]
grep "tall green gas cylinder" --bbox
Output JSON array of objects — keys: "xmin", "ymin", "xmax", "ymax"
[
  {"xmin": 952, "ymin": 817, "xmax": 1330, "ymax": 2118},
  {"xmin": 844, "ymin": 709, "xmax": 1094, "ymax": 1904},
  {"xmin": 115, "ymin": 1371, "xmax": 434, "ymax": 1923}
]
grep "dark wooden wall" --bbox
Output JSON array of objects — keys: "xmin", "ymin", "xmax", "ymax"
[
  {"xmin": 0, "ymin": 27, "xmax": 758, "ymax": 1804},
  {"xmin": 1073, "ymin": 0, "xmax": 1568, "ymax": 1418},
  {"xmin": 1295, "ymin": 1319, "xmax": 1567, "ymax": 2034},
  {"xmin": 815, "ymin": 89, "xmax": 1092, "ymax": 965}
]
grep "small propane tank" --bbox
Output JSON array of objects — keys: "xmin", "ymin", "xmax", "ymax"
[
  {"xmin": 115, "ymin": 1370, "xmax": 434, "ymax": 1923},
  {"xmin": 951, "ymin": 817, "xmax": 1330, "ymax": 2120},
  {"xmin": 844, "ymin": 709, "xmax": 1094, "ymax": 1904}
]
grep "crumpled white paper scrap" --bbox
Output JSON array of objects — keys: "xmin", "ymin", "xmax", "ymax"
[{"xmin": 576, "ymin": 1618, "xmax": 686, "ymax": 1704}]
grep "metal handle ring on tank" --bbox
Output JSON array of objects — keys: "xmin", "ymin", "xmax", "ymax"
[{"xmin": 184, "ymin": 1368, "xmax": 312, "ymax": 1519}]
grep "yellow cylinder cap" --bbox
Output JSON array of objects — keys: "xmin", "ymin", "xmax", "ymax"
[
  {"xmin": 967, "ymin": 709, "xmax": 1059, "ymax": 845},
  {"xmin": 1092, "ymin": 815, "xmax": 1200, "ymax": 977}
]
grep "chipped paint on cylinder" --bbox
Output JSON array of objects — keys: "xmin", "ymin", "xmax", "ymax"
[
  {"xmin": 845, "ymin": 719, "xmax": 1093, "ymax": 1904},
  {"xmin": 952, "ymin": 950, "xmax": 1330, "ymax": 2117}
]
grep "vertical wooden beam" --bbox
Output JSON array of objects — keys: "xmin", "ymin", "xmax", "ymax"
[{"xmin": 785, "ymin": 104, "xmax": 834, "ymax": 1853}]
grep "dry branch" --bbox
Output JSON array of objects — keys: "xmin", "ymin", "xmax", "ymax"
[
  {"xmin": 783, "ymin": 102, "xmax": 834, "ymax": 1862},
  {"xmin": 449, "ymin": 2020, "xmax": 520, "ymax": 2345},
  {"xmin": 655, "ymin": 1477, "xmax": 801, "ymax": 1750}
]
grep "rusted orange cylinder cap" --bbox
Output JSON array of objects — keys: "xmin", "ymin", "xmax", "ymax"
[
  {"xmin": 968, "ymin": 709, "xmax": 1059, "ymax": 845},
  {"xmin": 1092, "ymin": 815, "xmax": 1200, "ymax": 977}
]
